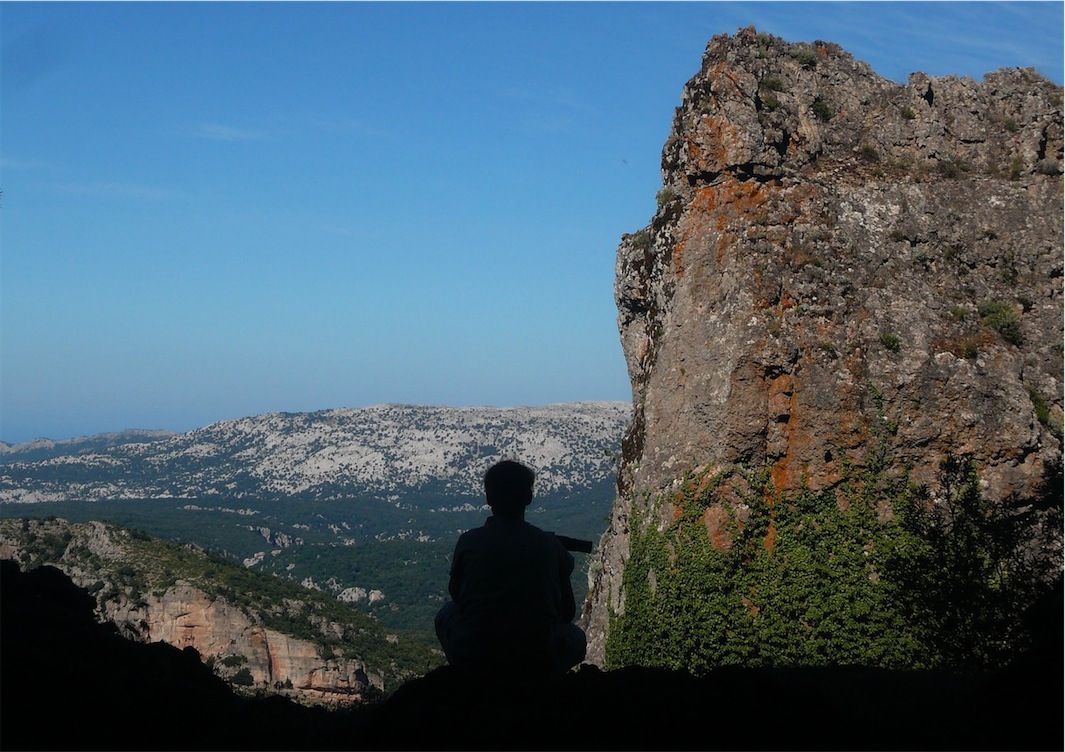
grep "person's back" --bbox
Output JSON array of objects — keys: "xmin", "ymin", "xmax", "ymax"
[{"xmin": 435, "ymin": 460, "xmax": 586, "ymax": 678}]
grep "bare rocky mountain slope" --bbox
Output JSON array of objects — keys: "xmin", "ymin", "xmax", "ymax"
[
  {"xmin": 0, "ymin": 402, "xmax": 628, "ymax": 503},
  {"xmin": 583, "ymin": 28, "xmax": 1063, "ymax": 664}
]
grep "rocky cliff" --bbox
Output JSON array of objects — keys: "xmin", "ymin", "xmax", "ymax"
[
  {"xmin": 583, "ymin": 28, "xmax": 1063, "ymax": 665},
  {"xmin": 107, "ymin": 582, "xmax": 377, "ymax": 703},
  {"xmin": 0, "ymin": 518, "xmax": 427, "ymax": 704}
]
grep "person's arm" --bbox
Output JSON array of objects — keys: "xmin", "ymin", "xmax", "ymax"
[
  {"xmin": 559, "ymin": 549, "xmax": 576, "ymax": 623},
  {"xmin": 448, "ymin": 540, "xmax": 464, "ymax": 602}
]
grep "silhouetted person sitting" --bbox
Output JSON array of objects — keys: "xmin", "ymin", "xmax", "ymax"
[{"xmin": 435, "ymin": 460, "xmax": 587, "ymax": 680}]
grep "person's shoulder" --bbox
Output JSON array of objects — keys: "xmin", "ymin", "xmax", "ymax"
[
  {"xmin": 519, "ymin": 519, "xmax": 549, "ymax": 535},
  {"xmin": 455, "ymin": 521, "xmax": 492, "ymax": 545},
  {"xmin": 460, "ymin": 520, "xmax": 491, "ymax": 536},
  {"xmin": 521, "ymin": 521, "xmax": 565, "ymax": 546}
]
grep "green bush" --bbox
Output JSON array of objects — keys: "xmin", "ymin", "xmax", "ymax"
[
  {"xmin": 1036, "ymin": 159, "xmax": 1060, "ymax": 176},
  {"xmin": 812, "ymin": 97, "xmax": 832, "ymax": 122},
  {"xmin": 884, "ymin": 456, "xmax": 1055, "ymax": 669},
  {"xmin": 607, "ymin": 464, "xmax": 919, "ymax": 672},
  {"xmin": 760, "ymin": 75, "xmax": 785, "ymax": 92},
  {"xmin": 1028, "ymin": 388, "xmax": 1062, "ymax": 439},
  {"xmin": 791, "ymin": 48, "xmax": 818, "ymax": 69},
  {"xmin": 656, "ymin": 188, "xmax": 678, "ymax": 209},
  {"xmin": 978, "ymin": 301, "xmax": 1022, "ymax": 345},
  {"xmin": 630, "ymin": 231, "xmax": 651, "ymax": 251}
]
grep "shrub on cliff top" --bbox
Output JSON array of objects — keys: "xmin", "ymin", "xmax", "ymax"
[{"xmin": 791, "ymin": 47, "xmax": 818, "ymax": 69}]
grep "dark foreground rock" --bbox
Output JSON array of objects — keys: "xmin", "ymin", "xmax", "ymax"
[{"xmin": 2, "ymin": 559, "xmax": 1060, "ymax": 751}]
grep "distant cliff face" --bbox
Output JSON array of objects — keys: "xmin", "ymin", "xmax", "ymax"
[
  {"xmin": 106, "ymin": 582, "xmax": 378, "ymax": 703},
  {"xmin": 583, "ymin": 28, "xmax": 1063, "ymax": 665},
  {"xmin": 0, "ymin": 518, "xmax": 411, "ymax": 705}
]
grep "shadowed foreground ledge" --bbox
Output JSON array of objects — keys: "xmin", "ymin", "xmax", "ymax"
[{"xmin": 1, "ymin": 560, "xmax": 1060, "ymax": 751}]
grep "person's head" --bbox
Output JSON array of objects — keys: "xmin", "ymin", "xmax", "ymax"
[{"xmin": 484, "ymin": 460, "xmax": 535, "ymax": 518}]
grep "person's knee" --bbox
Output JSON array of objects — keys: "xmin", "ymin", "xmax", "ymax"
[
  {"xmin": 568, "ymin": 624, "xmax": 587, "ymax": 665},
  {"xmin": 550, "ymin": 623, "xmax": 586, "ymax": 673},
  {"xmin": 435, "ymin": 601, "xmax": 461, "ymax": 660}
]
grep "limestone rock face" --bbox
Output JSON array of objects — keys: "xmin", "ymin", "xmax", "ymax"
[
  {"xmin": 105, "ymin": 584, "xmax": 377, "ymax": 703},
  {"xmin": 0, "ymin": 519, "xmax": 385, "ymax": 705},
  {"xmin": 583, "ymin": 28, "xmax": 1063, "ymax": 665}
]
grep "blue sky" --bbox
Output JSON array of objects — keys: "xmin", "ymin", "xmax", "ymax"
[{"xmin": 2, "ymin": 2, "xmax": 1062, "ymax": 444}]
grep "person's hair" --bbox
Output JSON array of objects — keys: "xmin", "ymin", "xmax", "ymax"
[{"xmin": 484, "ymin": 460, "xmax": 535, "ymax": 515}]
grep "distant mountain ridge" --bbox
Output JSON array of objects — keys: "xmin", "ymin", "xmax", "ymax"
[
  {"xmin": 0, "ymin": 429, "xmax": 179, "ymax": 464},
  {"xmin": 0, "ymin": 402, "xmax": 630, "ymax": 504}
]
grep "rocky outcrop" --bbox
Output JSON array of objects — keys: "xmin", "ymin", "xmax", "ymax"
[
  {"xmin": 583, "ymin": 28, "xmax": 1063, "ymax": 665},
  {"xmin": 106, "ymin": 583, "xmax": 378, "ymax": 703},
  {"xmin": 0, "ymin": 518, "xmax": 391, "ymax": 705}
]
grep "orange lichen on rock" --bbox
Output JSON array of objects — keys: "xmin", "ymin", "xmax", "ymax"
[
  {"xmin": 694, "ymin": 468, "xmax": 719, "ymax": 499},
  {"xmin": 685, "ymin": 133, "xmax": 706, "ymax": 168},
  {"xmin": 691, "ymin": 178, "xmax": 776, "ymax": 263},
  {"xmin": 763, "ymin": 522, "xmax": 777, "ymax": 554},
  {"xmin": 703, "ymin": 505, "xmax": 733, "ymax": 551},
  {"xmin": 767, "ymin": 373, "xmax": 794, "ymax": 420},
  {"xmin": 691, "ymin": 185, "xmax": 719, "ymax": 213},
  {"xmin": 701, "ymin": 114, "xmax": 743, "ymax": 171},
  {"xmin": 708, "ymin": 61, "xmax": 744, "ymax": 98},
  {"xmin": 672, "ymin": 242, "xmax": 686, "ymax": 278},
  {"xmin": 770, "ymin": 455, "xmax": 790, "ymax": 491}
]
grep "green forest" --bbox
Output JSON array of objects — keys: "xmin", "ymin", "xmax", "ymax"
[{"xmin": 0, "ymin": 479, "xmax": 614, "ymax": 638}]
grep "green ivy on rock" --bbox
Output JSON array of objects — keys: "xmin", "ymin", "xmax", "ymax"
[{"xmin": 606, "ymin": 455, "xmax": 1059, "ymax": 673}]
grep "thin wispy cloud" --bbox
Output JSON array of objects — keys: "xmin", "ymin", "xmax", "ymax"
[
  {"xmin": 0, "ymin": 18, "xmax": 80, "ymax": 91},
  {"xmin": 0, "ymin": 156, "xmax": 55, "ymax": 172},
  {"xmin": 188, "ymin": 123, "xmax": 272, "ymax": 142},
  {"xmin": 53, "ymin": 181, "xmax": 176, "ymax": 201},
  {"xmin": 777, "ymin": 2, "xmax": 1063, "ymax": 84},
  {"xmin": 499, "ymin": 83, "xmax": 602, "ymax": 135},
  {"xmin": 305, "ymin": 114, "xmax": 389, "ymax": 139},
  {"xmin": 501, "ymin": 83, "xmax": 602, "ymax": 117}
]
